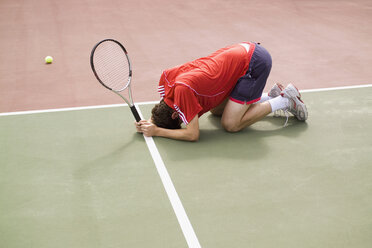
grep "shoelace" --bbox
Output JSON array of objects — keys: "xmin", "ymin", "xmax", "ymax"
[{"xmin": 274, "ymin": 109, "xmax": 290, "ymax": 127}]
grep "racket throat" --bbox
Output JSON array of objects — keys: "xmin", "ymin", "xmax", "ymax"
[
  {"xmin": 113, "ymin": 90, "xmax": 131, "ymax": 106},
  {"xmin": 113, "ymin": 90, "xmax": 141, "ymax": 122}
]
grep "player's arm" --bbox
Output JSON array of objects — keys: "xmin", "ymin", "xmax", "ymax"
[{"xmin": 138, "ymin": 115, "xmax": 200, "ymax": 142}]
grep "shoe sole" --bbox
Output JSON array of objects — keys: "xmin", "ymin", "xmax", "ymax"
[
  {"xmin": 281, "ymin": 84, "xmax": 307, "ymax": 121},
  {"xmin": 291, "ymin": 97, "xmax": 308, "ymax": 121}
]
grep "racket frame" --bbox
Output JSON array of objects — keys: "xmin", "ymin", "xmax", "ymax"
[{"xmin": 90, "ymin": 39, "xmax": 141, "ymax": 122}]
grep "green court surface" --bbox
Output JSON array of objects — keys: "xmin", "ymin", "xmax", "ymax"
[{"xmin": 1, "ymin": 87, "xmax": 372, "ymax": 248}]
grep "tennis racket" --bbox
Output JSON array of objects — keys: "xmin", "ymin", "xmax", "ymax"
[{"xmin": 90, "ymin": 39, "xmax": 141, "ymax": 122}]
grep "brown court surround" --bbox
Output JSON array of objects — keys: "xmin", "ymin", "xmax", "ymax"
[{"xmin": 0, "ymin": 0, "xmax": 371, "ymax": 113}]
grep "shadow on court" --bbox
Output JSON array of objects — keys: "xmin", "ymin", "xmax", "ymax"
[{"xmin": 155, "ymin": 114, "xmax": 309, "ymax": 162}]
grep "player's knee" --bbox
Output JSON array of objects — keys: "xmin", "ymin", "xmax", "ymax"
[
  {"xmin": 221, "ymin": 119, "xmax": 240, "ymax": 133},
  {"xmin": 223, "ymin": 123, "xmax": 240, "ymax": 133}
]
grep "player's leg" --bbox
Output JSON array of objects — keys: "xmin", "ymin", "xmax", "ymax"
[
  {"xmin": 221, "ymin": 100, "xmax": 272, "ymax": 132},
  {"xmin": 222, "ymin": 85, "xmax": 307, "ymax": 132},
  {"xmin": 211, "ymin": 83, "xmax": 284, "ymax": 117}
]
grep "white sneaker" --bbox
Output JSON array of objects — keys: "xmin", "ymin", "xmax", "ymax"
[
  {"xmin": 281, "ymin": 83, "xmax": 301, "ymax": 99},
  {"xmin": 281, "ymin": 84, "xmax": 308, "ymax": 121},
  {"xmin": 268, "ymin": 83, "xmax": 284, "ymax": 98}
]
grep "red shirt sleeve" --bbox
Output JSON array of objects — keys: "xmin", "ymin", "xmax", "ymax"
[{"xmin": 173, "ymin": 85, "xmax": 202, "ymax": 125}]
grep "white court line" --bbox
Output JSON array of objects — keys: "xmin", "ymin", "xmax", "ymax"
[
  {"xmin": 0, "ymin": 84, "xmax": 371, "ymax": 117},
  {"xmin": 0, "ymin": 84, "xmax": 372, "ymax": 117},
  {"xmin": 0, "ymin": 101, "xmax": 159, "ymax": 117},
  {"xmin": 300, "ymin": 84, "xmax": 372, "ymax": 93},
  {"xmin": 136, "ymin": 106, "xmax": 201, "ymax": 248}
]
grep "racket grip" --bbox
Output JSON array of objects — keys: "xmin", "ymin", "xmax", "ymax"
[{"xmin": 130, "ymin": 105, "xmax": 142, "ymax": 122}]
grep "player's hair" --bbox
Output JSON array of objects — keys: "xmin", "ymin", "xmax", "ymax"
[{"xmin": 151, "ymin": 100, "xmax": 182, "ymax": 129}]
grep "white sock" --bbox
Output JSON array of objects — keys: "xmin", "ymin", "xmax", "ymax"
[
  {"xmin": 256, "ymin": 93, "xmax": 272, "ymax": 103},
  {"xmin": 268, "ymin": 96, "xmax": 290, "ymax": 112}
]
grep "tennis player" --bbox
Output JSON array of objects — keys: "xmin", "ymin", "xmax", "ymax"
[{"xmin": 135, "ymin": 42, "xmax": 308, "ymax": 141}]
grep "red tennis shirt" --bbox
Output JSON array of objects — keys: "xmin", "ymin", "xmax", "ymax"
[{"xmin": 158, "ymin": 42, "xmax": 255, "ymax": 125}]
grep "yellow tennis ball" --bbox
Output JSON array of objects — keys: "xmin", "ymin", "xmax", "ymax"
[{"xmin": 45, "ymin": 56, "xmax": 53, "ymax": 64}]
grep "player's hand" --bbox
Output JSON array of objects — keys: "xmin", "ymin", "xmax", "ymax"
[
  {"xmin": 140, "ymin": 121, "xmax": 157, "ymax": 137},
  {"xmin": 135, "ymin": 122, "xmax": 142, "ymax": 133},
  {"xmin": 134, "ymin": 120, "xmax": 148, "ymax": 133}
]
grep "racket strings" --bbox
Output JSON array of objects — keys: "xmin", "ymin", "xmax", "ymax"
[{"xmin": 93, "ymin": 41, "xmax": 130, "ymax": 92}]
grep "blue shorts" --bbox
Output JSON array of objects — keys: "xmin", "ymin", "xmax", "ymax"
[{"xmin": 230, "ymin": 43, "xmax": 272, "ymax": 104}]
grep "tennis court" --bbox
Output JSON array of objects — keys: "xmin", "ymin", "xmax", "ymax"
[
  {"xmin": 1, "ymin": 0, "xmax": 372, "ymax": 247},
  {"xmin": 1, "ymin": 86, "xmax": 372, "ymax": 247}
]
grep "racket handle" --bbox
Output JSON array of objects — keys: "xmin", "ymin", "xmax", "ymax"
[{"xmin": 130, "ymin": 105, "xmax": 142, "ymax": 122}]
